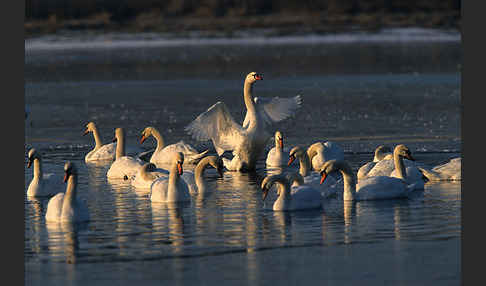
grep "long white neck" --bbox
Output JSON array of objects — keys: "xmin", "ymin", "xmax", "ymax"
[
  {"xmin": 32, "ymin": 158, "xmax": 43, "ymax": 180},
  {"xmin": 339, "ymin": 163, "xmax": 357, "ymax": 201},
  {"xmin": 91, "ymin": 126, "xmax": 103, "ymax": 150},
  {"xmin": 115, "ymin": 134, "xmax": 125, "ymax": 160},
  {"xmin": 62, "ymin": 174, "xmax": 78, "ymax": 210},
  {"xmin": 168, "ymin": 163, "xmax": 181, "ymax": 201},
  {"xmin": 243, "ymin": 80, "xmax": 257, "ymax": 129},
  {"xmin": 297, "ymin": 153, "xmax": 312, "ymax": 177},
  {"xmin": 194, "ymin": 157, "xmax": 211, "ymax": 194},
  {"xmin": 150, "ymin": 128, "xmax": 166, "ymax": 152},
  {"xmin": 393, "ymin": 152, "xmax": 407, "ymax": 180},
  {"xmin": 273, "ymin": 181, "xmax": 292, "ymax": 210}
]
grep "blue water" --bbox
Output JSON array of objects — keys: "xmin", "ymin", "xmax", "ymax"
[{"xmin": 25, "ymin": 29, "xmax": 461, "ymax": 285}]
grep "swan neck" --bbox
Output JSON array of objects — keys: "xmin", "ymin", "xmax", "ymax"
[
  {"xmin": 243, "ymin": 81, "xmax": 257, "ymax": 124},
  {"xmin": 341, "ymin": 166, "xmax": 356, "ymax": 201},
  {"xmin": 151, "ymin": 128, "xmax": 165, "ymax": 151},
  {"xmin": 393, "ymin": 152, "xmax": 407, "ymax": 180},
  {"xmin": 274, "ymin": 181, "xmax": 292, "ymax": 207},
  {"xmin": 115, "ymin": 134, "xmax": 125, "ymax": 160},
  {"xmin": 298, "ymin": 153, "xmax": 312, "ymax": 177},
  {"xmin": 63, "ymin": 175, "xmax": 78, "ymax": 208},
  {"xmin": 92, "ymin": 126, "xmax": 103, "ymax": 149},
  {"xmin": 33, "ymin": 158, "xmax": 42, "ymax": 179}
]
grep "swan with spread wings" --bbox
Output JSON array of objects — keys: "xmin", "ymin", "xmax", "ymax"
[{"xmin": 185, "ymin": 72, "xmax": 302, "ymax": 172}]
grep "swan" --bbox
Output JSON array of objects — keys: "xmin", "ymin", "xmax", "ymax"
[
  {"xmin": 140, "ymin": 126, "xmax": 209, "ymax": 166},
  {"xmin": 45, "ymin": 161, "xmax": 90, "ymax": 223},
  {"xmin": 150, "ymin": 152, "xmax": 191, "ymax": 203},
  {"xmin": 417, "ymin": 157, "xmax": 461, "ymax": 181},
  {"xmin": 181, "ymin": 155, "xmax": 224, "ymax": 196},
  {"xmin": 357, "ymin": 145, "xmax": 393, "ymax": 181},
  {"xmin": 265, "ymin": 131, "xmax": 286, "ymax": 168},
  {"xmin": 107, "ymin": 127, "xmax": 144, "ymax": 179},
  {"xmin": 261, "ymin": 173, "xmax": 322, "ymax": 211},
  {"xmin": 130, "ymin": 162, "xmax": 169, "ymax": 189},
  {"xmin": 185, "ymin": 72, "xmax": 302, "ymax": 172},
  {"xmin": 306, "ymin": 141, "xmax": 344, "ymax": 171},
  {"xmin": 26, "ymin": 148, "xmax": 63, "ymax": 197},
  {"xmin": 83, "ymin": 122, "xmax": 116, "ymax": 162},
  {"xmin": 318, "ymin": 147, "xmax": 418, "ymax": 201}
]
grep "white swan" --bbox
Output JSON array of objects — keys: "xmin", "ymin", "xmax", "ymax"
[
  {"xmin": 185, "ymin": 72, "xmax": 302, "ymax": 171},
  {"xmin": 106, "ymin": 127, "xmax": 144, "ymax": 179},
  {"xmin": 83, "ymin": 121, "xmax": 116, "ymax": 162},
  {"xmin": 150, "ymin": 152, "xmax": 191, "ymax": 203},
  {"xmin": 140, "ymin": 126, "xmax": 209, "ymax": 166},
  {"xmin": 287, "ymin": 145, "xmax": 340, "ymax": 198},
  {"xmin": 181, "ymin": 155, "xmax": 224, "ymax": 196},
  {"xmin": 45, "ymin": 162, "xmax": 90, "ymax": 223},
  {"xmin": 357, "ymin": 145, "xmax": 393, "ymax": 181},
  {"xmin": 318, "ymin": 152, "xmax": 417, "ymax": 201},
  {"xmin": 261, "ymin": 173, "xmax": 322, "ymax": 211},
  {"xmin": 265, "ymin": 131, "xmax": 286, "ymax": 167},
  {"xmin": 130, "ymin": 163, "xmax": 169, "ymax": 189},
  {"xmin": 26, "ymin": 148, "xmax": 63, "ymax": 197},
  {"xmin": 418, "ymin": 157, "xmax": 461, "ymax": 181},
  {"xmin": 306, "ymin": 141, "xmax": 345, "ymax": 171}
]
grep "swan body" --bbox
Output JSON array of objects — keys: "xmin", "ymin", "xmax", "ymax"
[
  {"xmin": 265, "ymin": 131, "xmax": 286, "ymax": 167},
  {"xmin": 150, "ymin": 152, "xmax": 191, "ymax": 203},
  {"xmin": 418, "ymin": 157, "xmax": 461, "ymax": 181},
  {"xmin": 288, "ymin": 145, "xmax": 340, "ymax": 198},
  {"xmin": 357, "ymin": 145, "xmax": 393, "ymax": 181},
  {"xmin": 26, "ymin": 148, "xmax": 63, "ymax": 197},
  {"xmin": 83, "ymin": 122, "xmax": 116, "ymax": 162},
  {"xmin": 181, "ymin": 155, "xmax": 224, "ymax": 196},
  {"xmin": 319, "ymin": 145, "xmax": 418, "ymax": 201},
  {"xmin": 107, "ymin": 127, "xmax": 144, "ymax": 179},
  {"xmin": 307, "ymin": 141, "xmax": 344, "ymax": 171},
  {"xmin": 130, "ymin": 163, "xmax": 169, "ymax": 189},
  {"xmin": 261, "ymin": 174, "xmax": 322, "ymax": 211},
  {"xmin": 140, "ymin": 126, "xmax": 209, "ymax": 166},
  {"xmin": 45, "ymin": 162, "xmax": 90, "ymax": 223},
  {"xmin": 185, "ymin": 72, "xmax": 302, "ymax": 172}
]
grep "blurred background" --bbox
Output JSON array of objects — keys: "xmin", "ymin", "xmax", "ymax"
[{"xmin": 25, "ymin": 0, "xmax": 460, "ymax": 37}]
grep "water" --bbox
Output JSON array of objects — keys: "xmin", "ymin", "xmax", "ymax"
[{"xmin": 25, "ymin": 29, "xmax": 461, "ymax": 285}]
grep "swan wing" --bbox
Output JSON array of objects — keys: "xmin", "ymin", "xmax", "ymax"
[
  {"xmin": 243, "ymin": 95, "xmax": 302, "ymax": 128},
  {"xmin": 185, "ymin": 101, "xmax": 246, "ymax": 156}
]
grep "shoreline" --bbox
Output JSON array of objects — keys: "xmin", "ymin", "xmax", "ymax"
[{"xmin": 25, "ymin": 11, "xmax": 460, "ymax": 39}]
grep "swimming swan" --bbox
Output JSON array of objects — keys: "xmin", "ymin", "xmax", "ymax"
[
  {"xmin": 107, "ymin": 127, "xmax": 144, "ymax": 179},
  {"xmin": 181, "ymin": 155, "xmax": 224, "ymax": 196},
  {"xmin": 83, "ymin": 121, "xmax": 116, "ymax": 162},
  {"xmin": 261, "ymin": 173, "xmax": 322, "ymax": 211},
  {"xmin": 319, "ymin": 146, "xmax": 418, "ymax": 201},
  {"xmin": 265, "ymin": 131, "xmax": 286, "ymax": 167},
  {"xmin": 150, "ymin": 152, "xmax": 191, "ymax": 203},
  {"xmin": 357, "ymin": 145, "xmax": 393, "ymax": 181},
  {"xmin": 45, "ymin": 161, "xmax": 90, "ymax": 223},
  {"xmin": 306, "ymin": 141, "xmax": 344, "ymax": 171},
  {"xmin": 185, "ymin": 72, "xmax": 301, "ymax": 171},
  {"xmin": 26, "ymin": 148, "xmax": 63, "ymax": 197},
  {"xmin": 418, "ymin": 157, "xmax": 461, "ymax": 181},
  {"xmin": 140, "ymin": 126, "xmax": 209, "ymax": 166}
]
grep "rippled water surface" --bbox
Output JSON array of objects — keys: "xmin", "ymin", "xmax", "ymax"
[{"xmin": 25, "ymin": 29, "xmax": 461, "ymax": 285}]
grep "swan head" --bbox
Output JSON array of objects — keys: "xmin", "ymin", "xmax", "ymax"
[
  {"xmin": 140, "ymin": 126, "xmax": 155, "ymax": 144},
  {"xmin": 261, "ymin": 174, "xmax": 289, "ymax": 201},
  {"xmin": 318, "ymin": 159, "xmax": 352, "ymax": 185},
  {"xmin": 27, "ymin": 148, "xmax": 39, "ymax": 168},
  {"xmin": 274, "ymin": 131, "xmax": 283, "ymax": 149},
  {"xmin": 174, "ymin": 152, "xmax": 184, "ymax": 176},
  {"xmin": 83, "ymin": 122, "xmax": 96, "ymax": 136},
  {"xmin": 394, "ymin": 144, "xmax": 415, "ymax": 161},
  {"xmin": 206, "ymin": 156, "xmax": 224, "ymax": 178},
  {"xmin": 142, "ymin": 162, "xmax": 158, "ymax": 172},
  {"xmin": 112, "ymin": 127, "xmax": 124, "ymax": 143},
  {"xmin": 374, "ymin": 145, "xmax": 392, "ymax": 162},
  {"xmin": 63, "ymin": 161, "xmax": 77, "ymax": 183},
  {"xmin": 245, "ymin": 72, "xmax": 263, "ymax": 84},
  {"xmin": 288, "ymin": 146, "xmax": 305, "ymax": 166}
]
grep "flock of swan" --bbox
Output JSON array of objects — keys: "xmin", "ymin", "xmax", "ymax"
[{"xmin": 25, "ymin": 72, "xmax": 461, "ymax": 222}]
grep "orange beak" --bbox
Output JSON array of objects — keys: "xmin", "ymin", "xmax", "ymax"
[
  {"xmin": 177, "ymin": 163, "xmax": 183, "ymax": 176},
  {"xmin": 278, "ymin": 138, "xmax": 283, "ymax": 149},
  {"xmin": 63, "ymin": 173, "xmax": 68, "ymax": 183},
  {"xmin": 288, "ymin": 155, "xmax": 295, "ymax": 166},
  {"xmin": 27, "ymin": 160, "xmax": 32, "ymax": 168},
  {"xmin": 320, "ymin": 172, "xmax": 327, "ymax": 185},
  {"xmin": 255, "ymin": 74, "xmax": 263, "ymax": 80},
  {"xmin": 140, "ymin": 135, "xmax": 146, "ymax": 144},
  {"xmin": 83, "ymin": 129, "xmax": 89, "ymax": 136}
]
